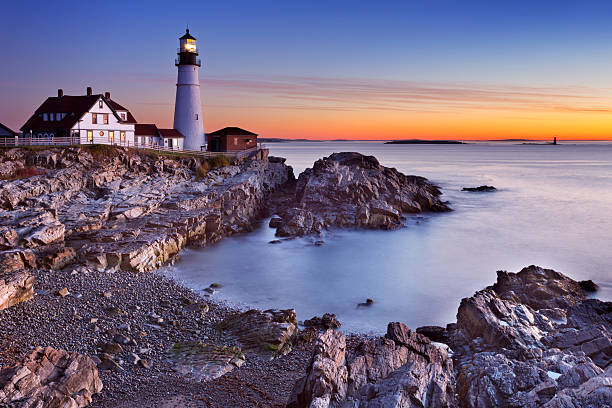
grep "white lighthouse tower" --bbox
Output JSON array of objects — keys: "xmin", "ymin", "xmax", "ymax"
[{"xmin": 173, "ymin": 29, "xmax": 204, "ymax": 150}]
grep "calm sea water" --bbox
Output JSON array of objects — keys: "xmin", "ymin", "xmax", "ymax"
[{"xmin": 164, "ymin": 142, "xmax": 612, "ymax": 333}]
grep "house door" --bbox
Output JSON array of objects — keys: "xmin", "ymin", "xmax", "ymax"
[
  {"xmin": 210, "ymin": 139, "xmax": 220, "ymax": 151},
  {"xmin": 168, "ymin": 138, "xmax": 173, "ymax": 148}
]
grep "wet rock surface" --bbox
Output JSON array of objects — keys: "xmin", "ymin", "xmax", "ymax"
[
  {"xmin": 462, "ymin": 185, "xmax": 496, "ymax": 192},
  {"xmin": 268, "ymin": 152, "xmax": 450, "ymax": 236},
  {"xmin": 0, "ymin": 346, "xmax": 103, "ymax": 407}
]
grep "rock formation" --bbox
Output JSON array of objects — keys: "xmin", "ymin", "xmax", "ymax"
[
  {"xmin": 290, "ymin": 266, "xmax": 612, "ymax": 408},
  {"xmin": 288, "ymin": 323, "xmax": 456, "ymax": 408},
  {"xmin": 0, "ymin": 346, "xmax": 103, "ymax": 407},
  {"xmin": 268, "ymin": 152, "xmax": 450, "ymax": 236}
]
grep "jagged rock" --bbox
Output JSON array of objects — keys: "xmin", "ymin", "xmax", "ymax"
[
  {"xmin": 0, "ymin": 269, "xmax": 34, "ymax": 310},
  {"xmin": 0, "ymin": 346, "xmax": 103, "ymax": 407},
  {"xmin": 218, "ymin": 309, "xmax": 298, "ymax": 357},
  {"xmin": 451, "ymin": 266, "xmax": 612, "ymax": 408},
  {"xmin": 303, "ymin": 313, "xmax": 341, "ymax": 330},
  {"xmin": 416, "ymin": 325, "xmax": 450, "ymax": 344},
  {"xmin": 288, "ymin": 323, "xmax": 456, "ymax": 408},
  {"xmin": 271, "ymin": 152, "xmax": 450, "ymax": 236}
]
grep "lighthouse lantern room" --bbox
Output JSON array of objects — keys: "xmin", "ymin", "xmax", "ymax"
[{"xmin": 173, "ymin": 29, "xmax": 204, "ymax": 151}]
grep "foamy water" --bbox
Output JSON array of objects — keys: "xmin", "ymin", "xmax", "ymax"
[{"xmin": 164, "ymin": 141, "xmax": 612, "ymax": 333}]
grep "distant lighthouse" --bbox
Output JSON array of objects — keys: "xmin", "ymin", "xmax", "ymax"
[{"xmin": 173, "ymin": 29, "xmax": 204, "ymax": 150}]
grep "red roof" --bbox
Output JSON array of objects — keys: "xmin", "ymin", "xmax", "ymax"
[
  {"xmin": 21, "ymin": 93, "xmax": 137, "ymax": 132},
  {"xmin": 135, "ymin": 123, "xmax": 158, "ymax": 136},
  {"xmin": 158, "ymin": 128, "xmax": 185, "ymax": 138},
  {"xmin": 207, "ymin": 127, "xmax": 257, "ymax": 137}
]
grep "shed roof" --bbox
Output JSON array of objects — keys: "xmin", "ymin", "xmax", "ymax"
[
  {"xmin": 158, "ymin": 128, "xmax": 185, "ymax": 138},
  {"xmin": 207, "ymin": 127, "xmax": 257, "ymax": 137},
  {"xmin": 135, "ymin": 123, "xmax": 158, "ymax": 136},
  {"xmin": 0, "ymin": 122, "xmax": 17, "ymax": 136}
]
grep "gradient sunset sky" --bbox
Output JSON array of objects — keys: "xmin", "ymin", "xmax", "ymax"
[{"xmin": 2, "ymin": 1, "xmax": 612, "ymax": 140}]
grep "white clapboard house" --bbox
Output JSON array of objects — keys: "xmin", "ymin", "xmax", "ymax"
[{"xmin": 21, "ymin": 88, "xmax": 137, "ymax": 145}]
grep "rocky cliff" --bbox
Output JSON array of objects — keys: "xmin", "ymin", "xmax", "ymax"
[
  {"xmin": 268, "ymin": 152, "xmax": 450, "ymax": 236},
  {"xmin": 0, "ymin": 146, "xmax": 293, "ymax": 308}
]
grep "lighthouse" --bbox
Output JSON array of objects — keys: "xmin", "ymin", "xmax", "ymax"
[{"xmin": 173, "ymin": 29, "xmax": 204, "ymax": 150}]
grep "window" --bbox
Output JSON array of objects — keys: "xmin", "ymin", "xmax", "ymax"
[
  {"xmin": 195, "ymin": 114, "xmax": 198, "ymax": 120},
  {"xmin": 92, "ymin": 113, "xmax": 97, "ymax": 124},
  {"xmin": 109, "ymin": 131, "xmax": 114, "ymax": 143},
  {"xmin": 87, "ymin": 130, "xmax": 93, "ymax": 142},
  {"xmin": 234, "ymin": 137, "xmax": 238, "ymax": 145},
  {"xmin": 99, "ymin": 100, "xmax": 103, "ymax": 109},
  {"xmin": 121, "ymin": 113, "xmax": 126, "ymax": 121},
  {"xmin": 56, "ymin": 113, "xmax": 62, "ymax": 121},
  {"xmin": 103, "ymin": 114, "xmax": 109, "ymax": 124},
  {"xmin": 120, "ymin": 131, "xmax": 125, "ymax": 142},
  {"xmin": 43, "ymin": 113, "xmax": 48, "ymax": 121}
]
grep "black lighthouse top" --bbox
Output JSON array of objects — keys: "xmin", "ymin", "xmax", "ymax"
[{"xmin": 176, "ymin": 29, "xmax": 201, "ymax": 67}]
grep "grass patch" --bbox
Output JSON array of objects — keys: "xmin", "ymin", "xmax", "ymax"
[
  {"xmin": 81, "ymin": 144, "xmax": 122, "ymax": 159},
  {"xmin": 207, "ymin": 155, "xmax": 230, "ymax": 169},
  {"xmin": 0, "ymin": 166, "xmax": 46, "ymax": 181}
]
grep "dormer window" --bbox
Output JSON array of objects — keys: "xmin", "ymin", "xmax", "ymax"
[
  {"xmin": 99, "ymin": 100, "xmax": 103, "ymax": 109},
  {"xmin": 121, "ymin": 113, "xmax": 126, "ymax": 120}
]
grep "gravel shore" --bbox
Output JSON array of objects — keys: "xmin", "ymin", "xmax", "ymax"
[{"xmin": 0, "ymin": 264, "xmax": 315, "ymax": 407}]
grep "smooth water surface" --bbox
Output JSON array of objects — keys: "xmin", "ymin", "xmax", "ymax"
[{"xmin": 164, "ymin": 142, "xmax": 612, "ymax": 333}]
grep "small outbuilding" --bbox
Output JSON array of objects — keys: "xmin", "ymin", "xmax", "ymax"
[{"xmin": 207, "ymin": 127, "xmax": 257, "ymax": 152}]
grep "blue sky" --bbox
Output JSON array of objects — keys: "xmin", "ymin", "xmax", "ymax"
[{"xmin": 2, "ymin": 1, "xmax": 612, "ymax": 139}]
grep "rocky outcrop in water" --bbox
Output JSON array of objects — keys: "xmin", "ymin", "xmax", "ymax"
[
  {"xmin": 0, "ymin": 346, "xmax": 103, "ymax": 407},
  {"xmin": 290, "ymin": 266, "xmax": 612, "ymax": 408},
  {"xmin": 268, "ymin": 152, "xmax": 450, "ymax": 236},
  {"xmin": 0, "ymin": 147, "xmax": 293, "ymax": 288}
]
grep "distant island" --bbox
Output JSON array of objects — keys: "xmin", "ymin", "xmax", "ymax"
[{"xmin": 384, "ymin": 139, "xmax": 466, "ymax": 145}]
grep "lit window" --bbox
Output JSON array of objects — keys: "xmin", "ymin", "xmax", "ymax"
[
  {"xmin": 109, "ymin": 131, "xmax": 114, "ymax": 143},
  {"xmin": 121, "ymin": 113, "xmax": 126, "ymax": 120},
  {"xmin": 234, "ymin": 137, "xmax": 238, "ymax": 145},
  {"xmin": 99, "ymin": 100, "xmax": 103, "ymax": 109},
  {"xmin": 120, "ymin": 131, "xmax": 125, "ymax": 142},
  {"xmin": 92, "ymin": 113, "xmax": 97, "ymax": 124},
  {"xmin": 103, "ymin": 114, "xmax": 109, "ymax": 124},
  {"xmin": 87, "ymin": 131, "xmax": 93, "ymax": 142}
]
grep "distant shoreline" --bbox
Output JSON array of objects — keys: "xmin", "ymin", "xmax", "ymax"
[{"xmin": 384, "ymin": 140, "xmax": 465, "ymax": 145}]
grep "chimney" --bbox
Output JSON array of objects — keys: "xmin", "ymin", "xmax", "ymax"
[
  {"xmin": 86, "ymin": 87, "xmax": 92, "ymax": 96},
  {"xmin": 105, "ymin": 91, "xmax": 110, "ymax": 99},
  {"xmin": 57, "ymin": 89, "xmax": 63, "ymax": 97}
]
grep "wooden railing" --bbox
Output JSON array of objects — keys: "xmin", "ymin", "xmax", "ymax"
[{"xmin": 0, "ymin": 136, "xmax": 261, "ymax": 159}]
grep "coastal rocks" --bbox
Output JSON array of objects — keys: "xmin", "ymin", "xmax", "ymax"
[
  {"xmin": 0, "ymin": 269, "xmax": 34, "ymax": 310},
  {"xmin": 303, "ymin": 313, "xmax": 341, "ymax": 330},
  {"xmin": 462, "ymin": 185, "xmax": 496, "ymax": 192},
  {"xmin": 217, "ymin": 309, "xmax": 298, "ymax": 357},
  {"xmin": 168, "ymin": 342, "xmax": 245, "ymax": 382},
  {"xmin": 270, "ymin": 152, "xmax": 450, "ymax": 236},
  {"xmin": 288, "ymin": 323, "xmax": 456, "ymax": 408},
  {"xmin": 0, "ymin": 146, "xmax": 293, "ymax": 275},
  {"xmin": 451, "ymin": 265, "xmax": 612, "ymax": 407},
  {"xmin": 0, "ymin": 346, "xmax": 103, "ymax": 407}
]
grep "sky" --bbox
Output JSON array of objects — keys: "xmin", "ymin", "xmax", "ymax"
[{"xmin": 2, "ymin": 0, "xmax": 612, "ymax": 140}]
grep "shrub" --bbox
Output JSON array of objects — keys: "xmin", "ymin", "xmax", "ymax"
[
  {"xmin": 196, "ymin": 161, "xmax": 210, "ymax": 179},
  {"xmin": 207, "ymin": 154, "xmax": 230, "ymax": 169},
  {"xmin": 1, "ymin": 166, "xmax": 46, "ymax": 181},
  {"xmin": 82, "ymin": 144, "xmax": 120, "ymax": 159}
]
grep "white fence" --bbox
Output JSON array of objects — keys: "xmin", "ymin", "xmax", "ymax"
[{"xmin": 0, "ymin": 136, "xmax": 261, "ymax": 159}]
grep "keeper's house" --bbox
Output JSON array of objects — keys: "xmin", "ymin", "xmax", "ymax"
[
  {"xmin": 21, "ymin": 87, "xmax": 137, "ymax": 144},
  {"xmin": 207, "ymin": 127, "xmax": 257, "ymax": 152}
]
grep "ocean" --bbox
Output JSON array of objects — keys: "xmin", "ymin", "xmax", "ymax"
[{"xmin": 163, "ymin": 141, "xmax": 612, "ymax": 333}]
